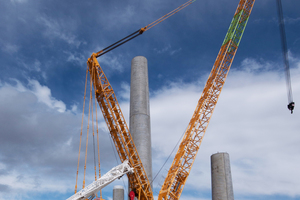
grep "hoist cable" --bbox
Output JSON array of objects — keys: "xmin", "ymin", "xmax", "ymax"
[
  {"xmin": 151, "ymin": 124, "xmax": 188, "ymax": 190},
  {"xmin": 91, "ymin": 79, "xmax": 97, "ymax": 182},
  {"xmin": 94, "ymin": 83, "xmax": 102, "ymax": 198},
  {"xmin": 95, "ymin": 0, "xmax": 196, "ymax": 58},
  {"xmin": 75, "ymin": 66, "xmax": 89, "ymax": 193},
  {"xmin": 276, "ymin": 0, "xmax": 295, "ymax": 113},
  {"xmin": 96, "ymin": 30, "xmax": 143, "ymax": 58},
  {"xmin": 83, "ymin": 75, "xmax": 93, "ymax": 188},
  {"xmin": 145, "ymin": 0, "xmax": 196, "ymax": 31}
]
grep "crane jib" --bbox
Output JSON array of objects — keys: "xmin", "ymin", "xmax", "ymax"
[{"xmin": 158, "ymin": 1, "xmax": 255, "ymax": 200}]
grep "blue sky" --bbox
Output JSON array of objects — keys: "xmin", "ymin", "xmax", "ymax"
[{"xmin": 0, "ymin": 0, "xmax": 300, "ymax": 200}]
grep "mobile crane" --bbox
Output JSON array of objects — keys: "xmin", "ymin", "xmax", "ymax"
[{"xmin": 78, "ymin": 0, "xmax": 255, "ymax": 200}]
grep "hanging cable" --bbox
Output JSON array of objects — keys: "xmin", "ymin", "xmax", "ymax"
[
  {"xmin": 96, "ymin": 30, "xmax": 143, "ymax": 58},
  {"xmin": 276, "ymin": 0, "xmax": 295, "ymax": 114},
  {"xmin": 94, "ymin": 82, "xmax": 102, "ymax": 199},
  {"xmin": 95, "ymin": 0, "xmax": 196, "ymax": 58},
  {"xmin": 91, "ymin": 77, "xmax": 97, "ymax": 182},
  {"xmin": 144, "ymin": 0, "xmax": 196, "ymax": 31},
  {"xmin": 83, "ymin": 75, "xmax": 93, "ymax": 188},
  {"xmin": 151, "ymin": 125, "xmax": 188, "ymax": 190},
  {"xmin": 75, "ymin": 66, "xmax": 89, "ymax": 193}
]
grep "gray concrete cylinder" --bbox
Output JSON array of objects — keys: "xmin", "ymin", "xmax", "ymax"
[
  {"xmin": 130, "ymin": 56, "xmax": 152, "ymax": 187},
  {"xmin": 211, "ymin": 152, "xmax": 234, "ymax": 200},
  {"xmin": 113, "ymin": 185, "xmax": 124, "ymax": 200}
]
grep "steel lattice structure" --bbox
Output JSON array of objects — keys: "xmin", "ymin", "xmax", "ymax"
[
  {"xmin": 84, "ymin": 1, "xmax": 255, "ymax": 200},
  {"xmin": 157, "ymin": 1, "xmax": 255, "ymax": 200},
  {"xmin": 87, "ymin": 54, "xmax": 153, "ymax": 200}
]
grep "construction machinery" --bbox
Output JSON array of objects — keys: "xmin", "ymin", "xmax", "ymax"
[
  {"xmin": 68, "ymin": 160, "xmax": 133, "ymax": 200},
  {"xmin": 276, "ymin": 0, "xmax": 295, "ymax": 114},
  {"xmin": 158, "ymin": 1, "xmax": 255, "ymax": 199},
  {"xmin": 78, "ymin": 0, "xmax": 255, "ymax": 200},
  {"xmin": 79, "ymin": 2, "xmax": 197, "ymax": 200}
]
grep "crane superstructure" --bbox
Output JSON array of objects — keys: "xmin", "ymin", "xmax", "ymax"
[
  {"xmin": 87, "ymin": 53, "xmax": 153, "ymax": 200},
  {"xmin": 81, "ymin": 0, "xmax": 255, "ymax": 200}
]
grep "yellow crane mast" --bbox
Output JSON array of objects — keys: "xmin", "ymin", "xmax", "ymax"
[
  {"xmin": 87, "ymin": 54, "xmax": 153, "ymax": 200},
  {"xmin": 158, "ymin": 1, "xmax": 255, "ymax": 200}
]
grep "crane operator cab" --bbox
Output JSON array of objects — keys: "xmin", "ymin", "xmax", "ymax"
[{"xmin": 288, "ymin": 102, "xmax": 295, "ymax": 114}]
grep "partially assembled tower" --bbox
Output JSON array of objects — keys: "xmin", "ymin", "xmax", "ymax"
[
  {"xmin": 130, "ymin": 56, "xmax": 153, "ymax": 187},
  {"xmin": 211, "ymin": 152, "xmax": 234, "ymax": 200}
]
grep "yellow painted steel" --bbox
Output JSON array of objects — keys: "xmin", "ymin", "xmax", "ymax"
[
  {"xmin": 75, "ymin": 67, "xmax": 88, "ymax": 194},
  {"xmin": 157, "ymin": 1, "xmax": 255, "ymax": 200},
  {"xmin": 84, "ymin": 0, "xmax": 255, "ymax": 200},
  {"xmin": 87, "ymin": 53, "xmax": 153, "ymax": 200}
]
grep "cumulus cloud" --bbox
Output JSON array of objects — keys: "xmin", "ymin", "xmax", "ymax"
[
  {"xmin": 27, "ymin": 80, "xmax": 66, "ymax": 113},
  {"xmin": 0, "ymin": 56, "xmax": 299, "ymax": 199},
  {"xmin": 0, "ymin": 79, "xmax": 127, "ymax": 199},
  {"xmin": 146, "ymin": 58, "xmax": 300, "ymax": 198},
  {"xmin": 68, "ymin": 56, "xmax": 300, "ymax": 199},
  {"xmin": 0, "ymin": 80, "xmax": 79, "ymax": 194}
]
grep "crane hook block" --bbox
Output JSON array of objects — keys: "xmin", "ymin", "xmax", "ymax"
[
  {"xmin": 129, "ymin": 191, "xmax": 136, "ymax": 200},
  {"xmin": 287, "ymin": 102, "xmax": 295, "ymax": 114}
]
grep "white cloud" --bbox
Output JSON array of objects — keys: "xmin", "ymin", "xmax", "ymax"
[
  {"xmin": 0, "ymin": 80, "xmax": 81, "ymax": 199},
  {"xmin": 10, "ymin": 0, "xmax": 27, "ymax": 4},
  {"xmin": 285, "ymin": 17, "xmax": 300, "ymax": 24},
  {"xmin": 1, "ymin": 43, "xmax": 20, "ymax": 54},
  {"xmin": 96, "ymin": 56, "xmax": 300, "ymax": 198},
  {"xmin": 154, "ymin": 44, "xmax": 171, "ymax": 54},
  {"xmin": 1, "ymin": 55, "xmax": 299, "ymax": 199},
  {"xmin": 146, "ymin": 57, "xmax": 300, "ymax": 198},
  {"xmin": 98, "ymin": 54, "xmax": 125, "ymax": 73},
  {"xmin": 154, "ymin": 44, "xmax": 182, "ymax": 56},
  {"xmin": 37, "ymin": 17, "xmax": 82, "ymax": 48},
  {"xmin": 28, "ymin": 79, "xmax": 66, "ymax": 113}
]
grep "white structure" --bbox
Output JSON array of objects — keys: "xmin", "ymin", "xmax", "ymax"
[
  {"xmin": 211, "ymin": 152, "xmax": 234, "ymax": 200},
  {"xmin": 130, "ymin": 56, "xmax": 152, "ymax": 186},
  {"xmin": 67, "ymin": 160, "xmax": 133, "ymax": 200}
]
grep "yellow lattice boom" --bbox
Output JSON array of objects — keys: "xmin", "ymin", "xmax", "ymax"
[
  {"xmin": 158, "ymin": 1, "xmax": 255, "ymax": 200},
  {"xmin": 87, "ymin": 54, "xmax": 153, "ymax": 200}
]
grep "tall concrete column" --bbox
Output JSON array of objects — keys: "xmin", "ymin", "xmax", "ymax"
[
  {"xmin": 130, "ymin": 56, "xmax": 152, "ymax": 188},
  {"xmin": 211, "ymin": 152, "xmax": 234, "ymax": 200},
  {"xmin": 113, "ymin": 185, "xmax": 124, "ymax": 200}
]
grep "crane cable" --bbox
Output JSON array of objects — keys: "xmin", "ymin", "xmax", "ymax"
[
  {"xmin": 75, "ymin": 66, "xmax": 89, "ymax": 193},
  {"xmin": 276, "ymin": 0, "xmax": 295, "ymax": 114},
  {"xmin": 95, "ymin": 0, "xmax": 196, "ymax": 58},
  {"xmin": 94, "ymin": 82, "xmax": 103, "ymax": 199},
  {"xmin": 82, "ymin": 74, "xmax": 94, "ymax": 188}
]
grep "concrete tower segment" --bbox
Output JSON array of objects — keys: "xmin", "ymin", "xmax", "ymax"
[
  {"xmin": 211, "ymin": 152, "xmax": 234, "ymax": 200},
  {"xmin": 113, "ymin": 185, "xmax": 125, "ymax": 200},
  {"xmin": 130, "ymin": 56, "xmax": 153, "ymax": 187}
]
